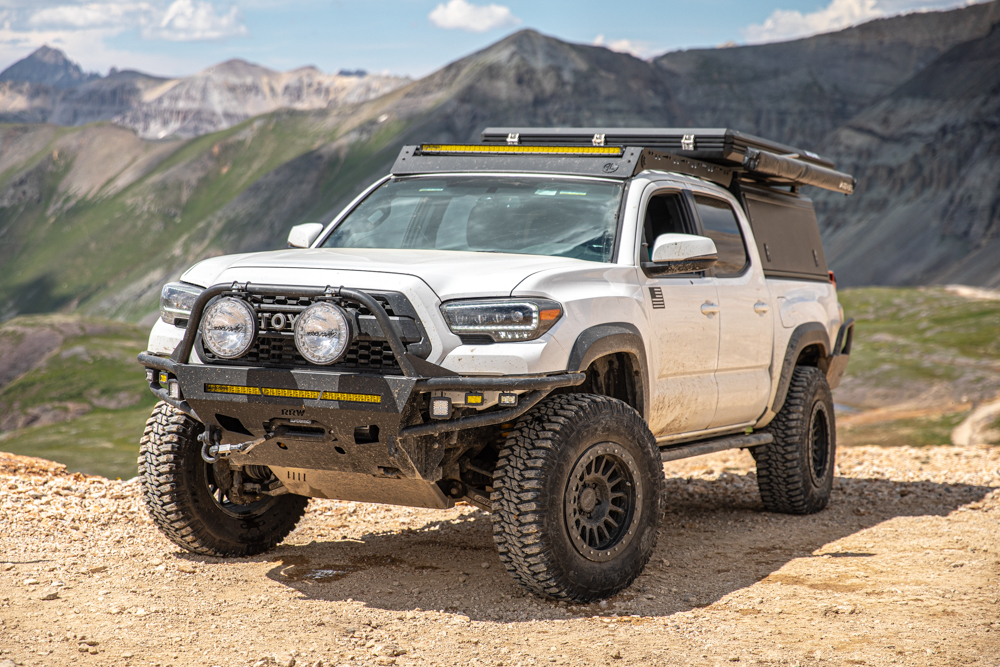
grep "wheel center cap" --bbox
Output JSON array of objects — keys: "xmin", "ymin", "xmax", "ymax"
[{"xmin": 579, "ymin": 487, "xmax": 598, "ymax": 513}]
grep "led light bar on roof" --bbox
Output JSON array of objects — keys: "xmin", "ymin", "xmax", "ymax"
[{"xmin": 418, "ymin": 144, "xmax": 624, "ymax": 157}]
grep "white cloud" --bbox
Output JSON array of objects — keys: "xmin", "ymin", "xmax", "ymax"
[
  {"xmin": 0, "ymin": 1, "xmax": 246, "ymax": 74},
  {"xmin": 592, "ymin": 34, "xmax": 656, "ymax": 59},
  {"xmin": 428, "ymin": 0, "xmax": 520, "ymax": 33},
  {"xmin": 28, "ymin": 2, "xmax": 152, "ymax": 29},
  {"xmin": 742, "ymin": 0, "xmax": 981, "ymax": 44},
  {"xmin": 144, "ymin": 0, "xmax": 246, "ymax": 40},
  {"xmin": 16, "ymin": 1, "xmax": 246, "ymax": 43},
  {"xmin": 742, "ymin": 0, "xmax": 881, "ymax": 43}
]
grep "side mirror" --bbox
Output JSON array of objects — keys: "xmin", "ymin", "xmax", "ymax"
[
  {"xmin": 648, "ymin": 233, "xmax": 718, "ymax": 275},
  {"xmin": 287, "ymin": 223, "xmax": 324, "ymax": 249}
]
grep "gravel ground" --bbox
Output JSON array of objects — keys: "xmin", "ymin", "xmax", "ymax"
[{"xmin": 1, "ymin": 445, "xmax": 998, "ymax": 667}]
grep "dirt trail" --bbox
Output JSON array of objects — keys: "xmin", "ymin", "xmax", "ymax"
[
  {"xmin": 1, "ymin": 446, "xmax": 999, "ymax": 667},
  {"xmin": 952, "ymin": 399, "xmax": 1000, "ymax": 446}
]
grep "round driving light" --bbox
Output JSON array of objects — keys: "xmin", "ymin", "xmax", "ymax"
[
  {"xmin": 293, "ymin": 302, "xmax": 352, "ymax": 365},
  {"xmin": 201, "ymin": 297, "xmax": 257, "ymax": 359}
]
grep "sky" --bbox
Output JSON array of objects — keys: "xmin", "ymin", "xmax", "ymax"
[{"xmin": 0, "ymin": 0, "xmax": 987, "ymax": 79}]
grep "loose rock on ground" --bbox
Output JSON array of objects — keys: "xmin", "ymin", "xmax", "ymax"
[{"xmin": 1, "ymin": 445, "xmax": 998, "ymax": 666}]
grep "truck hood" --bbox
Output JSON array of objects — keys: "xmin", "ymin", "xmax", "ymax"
[{"xmin": 181, "ymin": 247, "xmax": 590, "ymax": 300}]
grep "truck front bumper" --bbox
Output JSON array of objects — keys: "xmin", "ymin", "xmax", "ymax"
[{"xmin": 138, "ymin": 351, "xmax": 583, "ymax": 507}]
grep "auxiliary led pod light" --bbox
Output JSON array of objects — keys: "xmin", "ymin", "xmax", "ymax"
[
  {"xmin": 293, "ymin": 302, "xmax": 353, "ymax": 365},
  {"xmin": 201, "ymin": 297, "xmax": 257, "ymax": 359},
  {"xmin": 498, "ymin": 393, "xmax": 518, "ymax": 407},
  {"xmin": 430, "ymin": 396, "xmax": 452, "ymax": 420}
]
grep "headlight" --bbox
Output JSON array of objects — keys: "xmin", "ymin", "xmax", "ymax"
[
  {"xmin": 441, "ymin": 299, "xmax": 562, "ymax": 342},
  {"xmin": 294, "ymin": 302, "xmax": 352, "ymax": 364},
  {"xmin": 160, "ymin": 282, "xmax": 203, "ymax": 326},
  {"xmin": 201, "ymin": 298, "xmax": 257, "ymax": 359}
]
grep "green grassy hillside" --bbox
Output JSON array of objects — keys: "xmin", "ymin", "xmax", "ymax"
[
  {"xmin": 0, "ymin": 315, "xmax": 155, "ymax": 478},
  {"xmin": 835, "ymin": 287, "xmax": 1000, "ymax": 447}
]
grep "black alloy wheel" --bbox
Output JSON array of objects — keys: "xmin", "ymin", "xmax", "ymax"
[
  {"xmin": 808, "ymin": 400, "xmax": 833, "ymax": 486},
  {"xmin": 564, "ymin": 443, "xmax": 641, "ymax": 562}
]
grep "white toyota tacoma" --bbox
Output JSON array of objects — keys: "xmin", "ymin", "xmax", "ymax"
[{"xmin": 138, "ymin": 128, "xmax": 855, "ymax": 601}]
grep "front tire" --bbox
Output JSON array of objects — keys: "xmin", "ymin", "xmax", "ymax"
[
  {"xmin": 492, "ymin": 394, "xmax": 664, "ymax": 601},
  {"xmin": 755, "ymin": 366, "xmax": 836, "ymax": 514},
  {"xmin": 138, "ymin": 401, "xmax": 309, "ymax": 556}
]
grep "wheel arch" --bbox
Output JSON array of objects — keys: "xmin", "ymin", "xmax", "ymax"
[
  {"xmin": 759, "ymin": 322, "xmax": 830, "ymax": 428},
  {"xmin": 565, "ymin": 323, "xmax": 649, "ymax": 421}
]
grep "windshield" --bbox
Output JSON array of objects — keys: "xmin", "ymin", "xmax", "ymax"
[{"xmin": 321, "ymin": 176, "xmax": 624, "ymax": 263}]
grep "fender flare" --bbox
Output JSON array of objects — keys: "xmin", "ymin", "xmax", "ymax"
[
  {"xmin": 759, "ymin": 322, "xmax": 830, "ymax": 427},
  {"xmin": 566, "ymin": 322, "xmax": 650, "ymax": 421}
]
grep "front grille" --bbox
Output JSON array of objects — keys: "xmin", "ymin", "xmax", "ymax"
[
  {"xmin": 207, "ymin": 334, "xmax": 400, "ymax": 371},
  {"xmin": 196, "ymin": 289, "xmax": 427, "ymax": 374}
]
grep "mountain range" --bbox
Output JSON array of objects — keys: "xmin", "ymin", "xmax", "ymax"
[
  {"xmin": 0, "ymin": 49, "xmax": 408, "ymax": 139},
  {"xmin": 1, "ymin": 1, "xmax": 999, "ymax": 325}
]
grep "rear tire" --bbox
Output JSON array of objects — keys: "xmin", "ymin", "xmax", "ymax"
[
  {"xmin": 755, "ymin": 366, "xmax": 836, "ymax": 514},
  {"xmin": 492, "ymin": 394, "xmax": 664, "ymax": 601},
  {"xmin": 138, "ymin": 401, "xmax": 308, "ymax": 556}
]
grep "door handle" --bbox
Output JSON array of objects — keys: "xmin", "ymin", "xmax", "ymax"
[
  {"xmin": 754, "ymin": 301, "xmax": 770, "ymax": 314},
  {"xmin": 701, "ymin": 302, "xmax": 720, "ymax": 316}
]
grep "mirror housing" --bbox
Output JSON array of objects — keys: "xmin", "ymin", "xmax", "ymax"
[
  {"xmin": 646, "ymin": 233, "xmax": 717, "ymax": 275},
  {"xmin": 287, "ymin": 223, "xmax": 324, "ymax": 248}
]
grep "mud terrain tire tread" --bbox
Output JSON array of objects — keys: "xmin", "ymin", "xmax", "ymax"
[
  {"xmin": 492, "ymin": 394, "xmax": 664, "ymax": 601},
  {"xmin": 139, "ymin": 401, "xmax": 308, "ymax": 556},
  {"xmin": 756, "ymin": 366, "xmax": 836, "ymax": 515}
]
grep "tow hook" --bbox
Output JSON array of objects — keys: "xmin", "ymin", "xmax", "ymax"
[
  {"xmin": 200, "ymin": 425, "xmax": 291, "ymax": 464},
  {"xmin": 198, "ymin": 427, "xmax": 221, "ymax": 463}
]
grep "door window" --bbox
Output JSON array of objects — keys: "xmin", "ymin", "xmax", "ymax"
[{"xmin": 694, "ymin": 195, "xmax": 748, "ymax": 276}]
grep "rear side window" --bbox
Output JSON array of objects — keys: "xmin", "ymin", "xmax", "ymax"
[
  {"xmin": 694, "ymin": 195, "xmax": 748, "ymax": 276},
  {"xmin": 742, "ymin": 189, "xmax": 829, "ymax": 280}
]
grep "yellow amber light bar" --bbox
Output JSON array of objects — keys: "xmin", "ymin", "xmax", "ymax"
[
  {"xmin": 322, "ymin": 392, "xmax": 382, "ymax": 404},
  {"xmin": 420, "ymin": 144, "xmax": 623, "ymax": 157},
  {"xmin": 205, "ymin": 384, "xmax": 261, "ymax": 395},
  {"xmin": 204, "ymin": 384, "xmax": 381, "ymax": 404},
  {"xmin": 262, "ymin": 387, "xmax": 322, "ymax": 400}
]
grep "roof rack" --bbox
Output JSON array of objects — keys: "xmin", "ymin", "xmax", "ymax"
[{"xmin": 480, "ymin": 127, "xmax": 855, "ymax": 195}]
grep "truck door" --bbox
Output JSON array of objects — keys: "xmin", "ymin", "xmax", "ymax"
[
  {"xmin": 691, "ymin": 192, "xmax": 774, "ymax": 428},
  {"xmin": 637, "ymin": 188, "xmax": 720, "ymax": 436}
]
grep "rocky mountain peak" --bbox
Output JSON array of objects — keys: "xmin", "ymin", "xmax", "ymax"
[
  {"xmin": 200, "ymin": 58, "xmax": 277, "ymax": 79},
  {"xmin": 0, "ymin": 45, "xmax": 101, "ymax": 89},
  {"xmin": 484, "ymin": 29, "xmax": 589, "ymax": 67},
  {"xmin": 408, "ymin": 26, "xmax": 673, "ymax": 123}
]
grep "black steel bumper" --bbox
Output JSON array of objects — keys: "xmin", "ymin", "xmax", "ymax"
[{"xmin": 138, "ymin": 350, "xmax": 583, "ymax": 439}]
